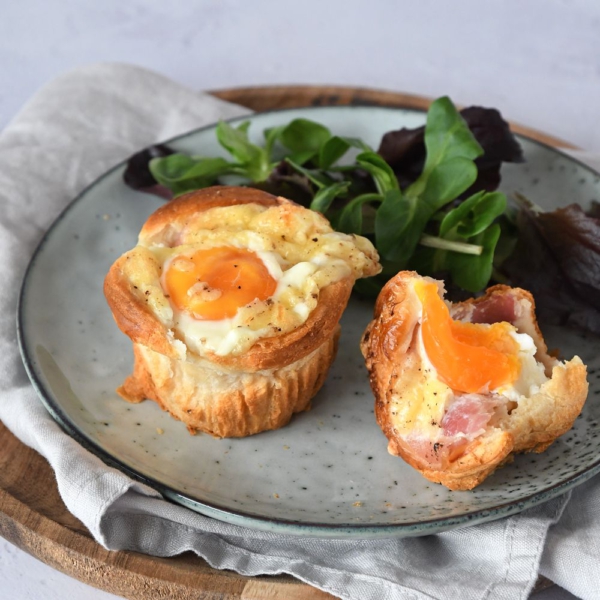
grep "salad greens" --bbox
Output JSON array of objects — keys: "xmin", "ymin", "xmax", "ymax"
[
  {"xmin": 499, "ymin": 194, "xmax": 600, "ymax": 334},
  {"xmin": 126, "ymin": 96, "xmax": 521, "ymax": 296}
]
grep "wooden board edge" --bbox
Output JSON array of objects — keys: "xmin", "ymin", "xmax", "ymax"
[
  {"xmin": 0, "ymin": 422, "xmax": 329, "ymax": 599},
  {"xmin": 211, "ymin": 84, "xmax": 578, "ymax": 150}
]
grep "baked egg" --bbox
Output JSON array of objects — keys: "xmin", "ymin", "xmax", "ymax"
[
  {"xmin": 361, "ymin": 270, "xmax": 589, "ymax": 489},
  {"xmin": 389, "ymin": 278, "xmax": 549, "ymax": 440},
  {"xmin": 121, "ymin": 199, "xmax": 380, "ymax": 357}
]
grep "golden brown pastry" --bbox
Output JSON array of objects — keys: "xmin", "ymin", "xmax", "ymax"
[
  {"xmin": 105, "ymin": 186, "xmax": 380, "ymax": 437},
  {"xmin": 360, "ymin": 271, "xmax": 588, "ymax": 490}
]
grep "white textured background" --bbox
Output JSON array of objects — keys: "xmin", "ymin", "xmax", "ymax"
[
  {"xmin": 3, "ymin": 0, "xmax": 600, "ymax": 150},
  {"xmin": 2, "ymin": 0, "xmax": 599, "ymax": 597}
]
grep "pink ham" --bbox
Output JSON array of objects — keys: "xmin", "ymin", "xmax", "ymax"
[
  {"xmin": 471, "ymin": 294, "xmax": 518, "ymax": 325},
  {"xmin": 400, "ymin": 395, "xmax": 498, "ymax": 469},
  {"xmin": 451, "ymin": 290, "xmax": 519, "ymax": 325},
  {"xmin": 400, "ymin": 434, "xmax": 470, "ymax": 470},
  {"xmin": 441, "ymin": 394, "xmax": 497, "ymax": 436}
]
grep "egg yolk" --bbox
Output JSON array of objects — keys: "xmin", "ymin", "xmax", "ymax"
[
  {"xmin": 164, "ymin": 247, "xmax": 277, "ymax": 320},
  {"xmin": 415, "ymin": 280, "xmax": 521, "ymax": 394}
]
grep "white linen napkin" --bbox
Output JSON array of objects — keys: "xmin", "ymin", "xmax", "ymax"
[{"xmin": 1, "ymin": 62, "xmax": 598, "ymax": 600}]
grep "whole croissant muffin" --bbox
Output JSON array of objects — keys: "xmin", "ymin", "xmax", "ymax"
[
  {"xmin": 360, "ymin": 271, "xmax": 588, "ymax": 490},
  {"xmin": 105, "ymin": 186, "xmax": 380, "ymax": 437}
]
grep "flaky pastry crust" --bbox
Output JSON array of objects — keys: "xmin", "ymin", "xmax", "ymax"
[
  {"xmin": 361, "ymin": 271, "xmax": 589, "ymax": 490},
  {"xmin": 118, "ymin": 330, "xmax": 339, "ymax": 438},
  {"xmin": 105, "ymin": 186, "xmax": 376, "ymax": 437}
]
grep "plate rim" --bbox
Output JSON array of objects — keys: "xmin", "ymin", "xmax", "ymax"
[{"xmin": 16, "ymin": 104, "xmax": 600, "ymax": 538}]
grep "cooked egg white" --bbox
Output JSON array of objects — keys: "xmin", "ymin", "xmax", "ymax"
[{"xmin": 495, "ymin": 331, "xmax": 548, "ymax": 401}]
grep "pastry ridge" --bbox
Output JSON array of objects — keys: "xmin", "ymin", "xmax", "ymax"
[{"xmin": 118, "ymin": 329, "xmax": 340, "ymax": 438}]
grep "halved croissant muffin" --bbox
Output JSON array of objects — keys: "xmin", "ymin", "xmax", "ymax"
[
  {"xmin": 105, "ymin": 186, "xmax": 380, "ymax": 437},
  {"xmin": 360, "ymin": 271, "xmax": 588, "ymax": 490}
]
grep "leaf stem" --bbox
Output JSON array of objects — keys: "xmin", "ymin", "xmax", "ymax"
[
  {"xmin": 512, "ymin": 191, "xmax": 545, "ymax": 214},
  {"xmin": 419, "ymin": 234, "xmax": 483, "ymax": 255}
]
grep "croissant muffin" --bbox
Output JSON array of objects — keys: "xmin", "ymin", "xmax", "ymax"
[
  {"xmin": 360, "ymin": 271, "xmax": 588, "ymax": 491},
  {"xmin": 105, "ymin": 186, "xmax": 380, "ymax": 437}
]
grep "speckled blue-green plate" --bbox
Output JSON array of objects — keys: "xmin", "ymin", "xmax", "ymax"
[{"xmin": 17, "ymin": 106, "xmax": 600, "ymax": 538}]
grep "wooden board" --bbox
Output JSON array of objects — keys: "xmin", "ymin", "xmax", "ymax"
[
  {"xmin": 0, "ymin": 85, "xmax": 560, "ymax": 599},
  {"xmin": 212, "ymin": 84, "xmax": 575, "ymax": 149}
]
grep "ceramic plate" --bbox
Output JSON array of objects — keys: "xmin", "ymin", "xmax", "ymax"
[{"xmin": 18, "ymin": 106, "xmax": 600, "ymax": 538}]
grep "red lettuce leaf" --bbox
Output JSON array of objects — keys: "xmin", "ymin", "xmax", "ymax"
[
  {"xmin": 378, "ymin": 106, "xmax": 524, "ymax": 194},
  {"xmin": 587, "ymin": 200, "xmax": 600, "ymax": 219},
  {"xmin": 260, "ymin": 159, "xmax": 315, "ymax": 206},
  {"xmin": 123, "ymin": 144, "xmax": 175, "ymax": 199},
  {"xmin": 501, "ymin": 202, "xmax": 600, "ymax": 334}
]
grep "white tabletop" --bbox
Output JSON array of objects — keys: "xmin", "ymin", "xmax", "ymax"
[{"xmin": 2, "ymin": 0, "xmax": 599, "ymax": 598}]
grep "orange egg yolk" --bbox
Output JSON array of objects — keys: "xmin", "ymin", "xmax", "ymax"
[
  {"xmin": 164, "ymin": 247, "xmax": 277, "ymax": 321},
  {"xmin": 415, "ymin": 280, "xmax": 521, "ymax": 394}
]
